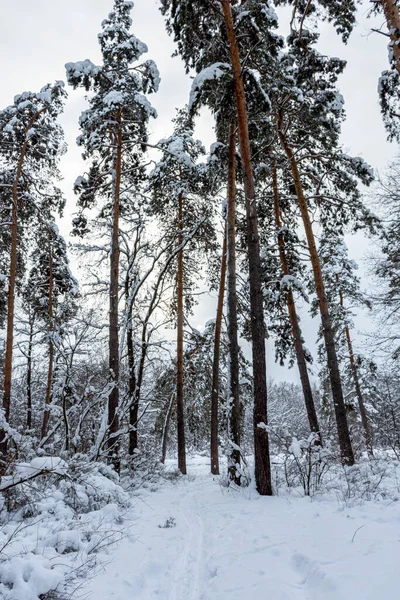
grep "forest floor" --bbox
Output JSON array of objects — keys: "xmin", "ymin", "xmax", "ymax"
[{"xmin": 84, "ymin": 455, "xmax": 399, "ymax": 600}]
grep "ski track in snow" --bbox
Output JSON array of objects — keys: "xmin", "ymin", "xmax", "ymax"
[{"xmin": 85, "ymin": 456, "xmax": 400, "ymax": 600}]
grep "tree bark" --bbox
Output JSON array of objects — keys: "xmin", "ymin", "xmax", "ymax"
[
  {"xmin": 277, "ymin": 119, "xmax": 354, "ymax": 465},
  {"xmin": 210, "ymin": 226, "xmax": 227, "ymax": 475},
  {"xmin": 226, "ymin": 124, "xmax": 242, "ymax": 484},
  {"xmin": 177, "ymin": 192, "xmax": 187, "ymax": 474},
  {"xmin": 41, "ymin": 244, "xmax": 54, "ymax": 440},
  {"xmin": 380, "ymin": 0, "xmax": 400, "ymax": 75},
  {"xmin": 220, "ymin": 0, "xmax": 272, "ymax": 495},
  {"xmin": 1, "ymin": 137, "xmax": 30, "ymax": 455},
  {"xmin": 108, "ymin": 108, "xmax": 122, "ymax": 471},
  {"xmin": 338, "ymin": 285, "xmax": 374, "ymax": 456},
  {"xmin": 272, "ymin": 161, "xmax": 321, "ymax": 442}
]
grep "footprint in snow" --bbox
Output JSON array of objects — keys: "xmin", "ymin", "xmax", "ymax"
[{"xmin": 291, "ymin": 552, "xmax": 338, "ymax": 598}]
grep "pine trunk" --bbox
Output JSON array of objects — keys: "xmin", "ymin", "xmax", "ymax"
[
  {"xmin": 226, "ymin": 124, "xmax": 242, "ymax": 484},
  {"xmin": 41, "ymin": 245, "xmax": 54, "ymax": 440},
  {"xmin": 177, "ymin": 192, "xmax": 187, "ymax": 474},
  {"xmin": 277, "ymin": 121, "xmax": 354, "ymax": 465},
  {"xmin": 272, "ymin": 161, "xmax": 321, "ymax": 441},
  {"xmin": 108, "ymin": 108, "xmax": 122, "ymax": 470},
  {"xmin": 380, "ymin": 0, "xmax": 400, "ymax": 75},
  {"xmin": 221, "ymin": 0, "xmax": 272, "ymax": 495},
  {"xmin": 1, "ymin": 137, "xmax": 29, "ymax": 456},
  {"xmin": 210, "ymin": 227, "xmax": 227, "ymax": 475}
]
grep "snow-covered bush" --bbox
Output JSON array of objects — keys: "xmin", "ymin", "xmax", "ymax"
[
  {"xmin": 328, "ymin": 457, "xmax": 400, "ymax": 507},
  {"xmin": 282, "ymin": 434, "xmax": 332, "ymax": 497},
  {"xmin": 269, "ymin": 428, "xmax": 333, "ymax": 497},
  {"xmin": 0, "ymin": 456, "xmax": 132, "ymax": 600}
]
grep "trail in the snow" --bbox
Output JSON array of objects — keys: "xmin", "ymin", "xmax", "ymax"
[
  {"xmin": 85, "ymin": 456, "xmax": 400, "ymax": 600},
  {"xmin": 169, "ymin": 485, "xmax": 206, "ymax": 600}
]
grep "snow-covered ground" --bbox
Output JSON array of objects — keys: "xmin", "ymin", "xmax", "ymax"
[{"xmin": 85, "ymin": 456, "xmax": 400, "ymax": 600}]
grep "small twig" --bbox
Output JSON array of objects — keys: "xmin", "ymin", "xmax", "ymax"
[{"xmin": 351, "ymin": 525, "xmax": 365, "ymax": 543}]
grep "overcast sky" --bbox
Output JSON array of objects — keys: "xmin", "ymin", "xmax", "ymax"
[{"xmin": 1, "ymin": 0, "xmax": 397, "ymax": 382}]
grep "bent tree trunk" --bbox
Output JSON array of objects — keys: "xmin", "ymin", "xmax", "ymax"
[
  {"xmin": 177, "ymin": 192, "xmax": 187, "ymax": 474},
  {"xmin": 226, "ymin": 124, "xmax": 242, "ymax": 484},
  {"xmin": 272, "ymin": 161, "xmax": 321, "ymax": 442},
  {"xmin": 221, "ymin": 0, "xmax": 272, "ymax": 495},
  {"xmin": 210, "ymin": 226, "xmax": 227, "ymax": 475},
  {"xmin": 108, "ymin": 108, "xmax": 122, "ymax": 471},
  {"xmin": 277, "ymin": 120, "xmax": 354, "ymax": 465},
  {"xmin": 41, "ymin": 245, "xmax": 54, "ymax": 440}
]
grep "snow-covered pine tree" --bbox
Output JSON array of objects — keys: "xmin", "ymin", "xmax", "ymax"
[
  {"xmin": 280, "ymin": 0, "xmax": 400, "ymax": 145},
  {"xmin": 161, "ymin": 0, "xmax": 285, "ymax": 495},
  {"xmin": 0, "ymin": 81, "xmax": 66, "ymax": 456},
  {"xmin": 207, "ymin": 128, "xmax": 243, "ymax": 481},
  {"xmin": 275, "ymin": 0, "xmax": 357, "ymax": 43},
  {"xmin": 375, "ymin": 2, "xmax": 400, "ymax": 141},
  {"xmin": 258, "ymin": 158, "xmax": 321, "ymax": 440},
  {"xmin": 188, "ymin": 55, "xmax": 242, "ymax": 480},
  {"xmin": 24, "ymin": 221, "xmax": 78, "ymax": 441},
  {"xmin": 149, "ymin": 109, "xmax": 216, "ymax": 474},
  {"xmin": 315, "ymin": 231, "xmax": 374, "ymax": 455},
  {"xmin": 265, "ymin": 31, "xmax": 376, "ymax": 464},
  {"xmin": 66, "ymin": 0, "xmax": 159, "ymax": 468},
  {"xmin": 372, "ymin": 158, "xmax": 400, "ymax": 353}
]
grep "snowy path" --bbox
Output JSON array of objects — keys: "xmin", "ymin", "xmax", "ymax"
[{"xmin": 86, "ymin": 456, "xmax": 399, "ymax": 600}]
